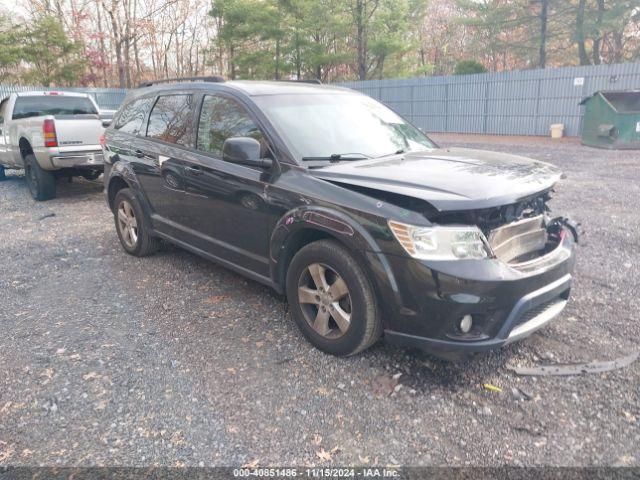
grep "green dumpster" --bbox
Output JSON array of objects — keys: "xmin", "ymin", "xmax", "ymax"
[{"xmin": 579, "ymin": 90, "xmax": 640, "ymax": 149}]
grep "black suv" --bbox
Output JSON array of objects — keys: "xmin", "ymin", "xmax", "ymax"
[{"xmin": 103, "ymin": 77, "xmax": 577, "ymax": 359}]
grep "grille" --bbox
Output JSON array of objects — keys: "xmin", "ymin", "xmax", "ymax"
[{"xmin": 512, "ymin": 297, "xmax": 564, "ymax": 329}]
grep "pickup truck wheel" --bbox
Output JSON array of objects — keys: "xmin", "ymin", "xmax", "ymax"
[
  {"xmin": 113, "ymin": 188, "xmax": 160, "ymax": 256},
  {"xmin": 24, "ymin": 154, "xmax": 56, "ymax": 201},
  {"xmin": 286, "ymin": 239, "xmax": 382, "ymax": 356},
  {"xmin": 0, "ymin": 165, "xmax": 5, "ymax": 181}
]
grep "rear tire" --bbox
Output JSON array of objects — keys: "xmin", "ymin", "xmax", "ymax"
[
  {"xmin": 113, "ymin": 188, "xmax": 161, "ymax": 256},
  {"xmin": 286, "ymin": 239, "xmax": 382, "ymax": 356},
  {"xmin": 24, "ymin": 154, "xmax": 56, "ymax": 201}
]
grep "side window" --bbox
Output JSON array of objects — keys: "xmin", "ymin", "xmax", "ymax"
[
  {"xmin": 146, "ymin": 94, "xmax": 194, "ymax": 146},
  {"xmin": 197, "ymin": 95, "xmax": 265, "ymax": 157},
  {"xmin": 114, "ymin": 97, "xmax": 153, "ymax": 135}
]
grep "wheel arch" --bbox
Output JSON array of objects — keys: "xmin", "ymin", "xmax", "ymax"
[
  {"xmin": 269, "ymin": 207, "xmax": 395, "ymax": 299},
  {"xmin": 18, "ymin": 137, "xmax": 34, "ymax": 160},
  {"xmin": 107, "ymin": 175, "xmax": 130, "ymax": 211}
]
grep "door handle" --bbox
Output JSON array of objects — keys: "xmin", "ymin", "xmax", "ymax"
[
  {"xmin": 134, "ymin": 149, "xmax": 145, "ymax": 158},
  {"xmin": 185, "ymin": 165, "xmax": 203, "ymax": 175}
]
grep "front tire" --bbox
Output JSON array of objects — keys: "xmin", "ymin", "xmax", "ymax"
[
  {"xmin": 286, "ymin": 239, "xmax": 382, "ymax": 356},
  {"xmin": 24, "ymin": 154, "xmax": 56, "ymax": 201},
  {"xmin": 113, "ymin": 188, "xmax": 160, "ymax": 256}
]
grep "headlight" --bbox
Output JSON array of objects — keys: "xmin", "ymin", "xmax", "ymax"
[{"xmin": 388, "ymin": 220, "xmax": 492, "ymax": 260}]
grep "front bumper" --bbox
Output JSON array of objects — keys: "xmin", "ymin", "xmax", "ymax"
[{"xmin": 377, "ymin": 227, "xmax": 577, "ymax": 359}]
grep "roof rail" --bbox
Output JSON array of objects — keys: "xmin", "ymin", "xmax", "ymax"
[
  {"xmin": 288, "ymin": 79, "xmax": 322, "ymax": 85},
  {"xmin": 138, "ymin": 75, "xmax": 225, "ymax": 88}
]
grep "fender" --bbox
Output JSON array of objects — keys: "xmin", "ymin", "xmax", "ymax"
[
  {"xmin": 106, "ymin": 161, "xmax": 154, "ymax": 228},
  {"xmin": 269, "ymin": 205, "xmax": 402, "ymax": 312}
]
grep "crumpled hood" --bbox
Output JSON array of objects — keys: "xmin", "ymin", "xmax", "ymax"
[{"xmin": 311, "ymin": 147, "xmax": 562, "ymax": 211}]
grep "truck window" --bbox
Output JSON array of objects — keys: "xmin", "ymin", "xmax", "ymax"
[
  {"xmin": 146, "ymin": 94, "xmax": 194, "ymax": 146},
  {"xmin": 12, "ymin": 96, "xmax": 98, "ymax": 120},
  {"xmin": 113, "ymin": 97, "xmax": 154, "ymax": 136}
]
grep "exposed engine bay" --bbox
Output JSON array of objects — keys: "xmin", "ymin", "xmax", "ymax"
[{"xmin": 429, "ymin": 190, "xmax": 578, "ymax": 265}]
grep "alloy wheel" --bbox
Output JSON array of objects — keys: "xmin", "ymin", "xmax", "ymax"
[
  {"xmin": 297, "ymin": 263, "xmax": 352, "ymax": 339},
  {"xmin": 117, "ymin": 199, "xmax": 139, "ymax": 248}
]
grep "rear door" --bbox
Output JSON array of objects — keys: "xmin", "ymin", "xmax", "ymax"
[{"xmin": 133, "ymin": 93, "xmax": 197, "ymax": 234}]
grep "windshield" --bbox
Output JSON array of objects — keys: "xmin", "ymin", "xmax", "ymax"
[
  {"xmin": 13, "ymin": 95, "xmax": 98, "ymax": 120},
  {"xmin": 253, "ymin": 93, "xmax": 435, "ymax": 163}
]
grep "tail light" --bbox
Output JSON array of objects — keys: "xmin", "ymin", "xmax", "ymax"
[
  {"xmin": 99, "ymin": 133, "xmax": 106, "ymax": 148},
  {"xmin": 43, "ymin": 119, "xmax": 58, "ymax": 147}
]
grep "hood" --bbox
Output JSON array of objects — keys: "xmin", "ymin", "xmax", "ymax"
[{"xmin": 311, "ymin": 147, "xmax": 562, "ymax": 211}]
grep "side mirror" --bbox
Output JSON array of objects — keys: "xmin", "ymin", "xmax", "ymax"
[
  {"xmin": 222, "ymin": 137, "xmax": 272, "ymax": 169},
  {"xmin": 102, "ymin": 119, "xmax": 112, "ymax": 128}
]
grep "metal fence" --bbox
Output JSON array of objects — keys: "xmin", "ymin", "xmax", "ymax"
[
  {"xmin": 0, "ymin": 85, "xmax": 127, "ymax": 110},
  {"xmin": 340, "ymin": 63, "xmax": 640, "ymax": 137}
]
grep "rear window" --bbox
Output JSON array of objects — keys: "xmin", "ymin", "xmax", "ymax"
[
  {"xmin": 113, "ymin": 97, "xmax": 154, "ymax": 135},
  {"xmin": 12, "ymin": 95, "xmax": 97, "ymax": 120},
  {"xmin": 146, "ymin": 94, "xmax": 194, "ymax": 146}
]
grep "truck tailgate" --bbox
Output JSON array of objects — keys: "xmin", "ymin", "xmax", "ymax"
[{"xmin": 54, "ymin": 116, "xmax": 104, "ymax": 147}]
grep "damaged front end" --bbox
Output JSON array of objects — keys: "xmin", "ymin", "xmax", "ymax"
[
  {"xmin": 380, "ymin": 190, "xmax": 580, "ymax": 359},
  {"xmin": 428, "ymin": 190, "xmax": 580, "ymax": 271}
]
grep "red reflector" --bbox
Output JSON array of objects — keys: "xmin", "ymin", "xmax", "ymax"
[
  {"xmin": 99, "ymin": 134, "xmax": 106, "ymax": 147},
  {"xmin": 43, "ymin": 119, "xmax": 58, "ymax": 147}
]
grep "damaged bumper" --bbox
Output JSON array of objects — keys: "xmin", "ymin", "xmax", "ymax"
[{"xmin": 380, "ymin": 223, "xmax": 578, "ymax": 359}]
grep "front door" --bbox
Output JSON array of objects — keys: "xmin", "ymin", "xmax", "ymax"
[{"xmin": 180, "ymin": 93, "xmax": 276, "ymax": 277}]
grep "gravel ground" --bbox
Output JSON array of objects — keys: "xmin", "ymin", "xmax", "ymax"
[{"xmin": 0, "ymin": 135, "xmax": 639, "ymax": 468}]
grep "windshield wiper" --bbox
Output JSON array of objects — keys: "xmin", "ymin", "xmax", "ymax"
[
  {"xmin": 376, "ymin": 149, "xmax": 405, "ymax": 158},
  {"xmin": 302, "ymin": 153, "xmax": 371, "ymax": 163}
]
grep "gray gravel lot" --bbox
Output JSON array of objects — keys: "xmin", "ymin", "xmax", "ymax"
[{"xmin": 1, "ymin": 135, "xmax": 639, "ymax": 467}]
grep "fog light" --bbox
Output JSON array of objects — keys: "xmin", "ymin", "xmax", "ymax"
[{"xmin": 460, "ymin": 314, "xmax": 473, "ymax": 333}]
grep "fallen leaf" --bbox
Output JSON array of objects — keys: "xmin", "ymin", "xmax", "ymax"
[
  {"xmin": 371, "ymin": 374, "xmax": 398, "ymax": 396},
  {"xmin": 0, "ymin": 444, "xmax": 15, "ymax": 462},
  {"xmin": 243, "ymin": 459, "xmax": 260, "ymax": 468},
  {"xmin": 316, "ymin": 448, "xmax": 332, "ymax": 461},
  {"xmin": 204, "ymin": 295, "xmax": 229, "ymax": 305},
  {"xmin": 483, "ymin": 383, "xmax": 503, "ymax": 393},
  {"xmin": 83, "ymin": 372, "xmax": 100, "ymax": 381}
]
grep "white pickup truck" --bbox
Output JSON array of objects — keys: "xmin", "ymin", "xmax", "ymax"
[{"xmin": 0, "ymin": 91, "xmax": 107, "ymax": 200}]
